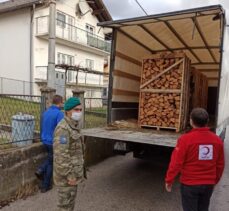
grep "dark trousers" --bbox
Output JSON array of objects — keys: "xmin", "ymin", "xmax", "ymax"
[
  {"xmin": 38, "ymin": 144, "xmax": 53, "ymax": 189},
  {"xmin": 181, "ymin": 184, "xmax": 214, "ymax": 211}
]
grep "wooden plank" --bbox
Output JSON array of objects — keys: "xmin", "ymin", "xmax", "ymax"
[
  {"xmin": 139, "ymin": 25, "xmax": 173, "ymax": 52},
  {"xmin": 191, "ymin": 17, "xmax": 217, "ymax": 63},
  {"xmin": 207, "ymin": 76, "xmax": 218, "ymax": 80},
  {"xmin": 117, "ymin": 29, "xmax": 155, "ymax": 54},
  {"xmin": 142, "ymin": 52, "xmax": 185, "ymax": 60},
  {"xmin": 113, "ymin": 89, "xmax": 139, "ymax": 97},
  {"xmin": 178, "ymin": 57, "xmax": 185, "ymax": 131},
  {"xmin": 141, "ymin": 125, "xmax": 177, "ymax": 131},
  {"xmin": 115, "ymin": 51, "xmax": 142, "ymax": 67},
  {"xmin": 190, "ymin": 67, "xmax": 208, "ymax": 110},
  {"xmin": 141, "ymin": 89, "xmax": 181, "ymax": 93},
  {"xmin": 198, "ymin": 69, "xmax": 219, "ymax": 72},
  {"xmin": 181, "ymin": 57, "xmax": 191, "ymax": 130},
  {"xmin": 82, "ymin": 127, "xmax": 179, "ymax": 147},
  {"xmin": 113, "ymin": 69, "xmax": 140, "ymax": 81},
  {"xmin": 140, "ymin": 58, "xmax": 184, "ymax": 89},
  {"xmin": 164, "ymin": 21, "xmax": 201, "ymax": 63}
]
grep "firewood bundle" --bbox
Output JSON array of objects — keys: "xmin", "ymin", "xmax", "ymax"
[
  {"xmin": 139, "ymin": 93, "xmax": 181, "ymax": 128},
  {"xmin": 139, "ymin": 53, "xmax": 191, "ymax": 132},
  {"xmin": 190, "ymin": 68, "xmax": 208, "ymax": 110}
]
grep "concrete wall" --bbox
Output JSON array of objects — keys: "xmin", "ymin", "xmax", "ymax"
[
  {"xmin": 0, "ymin": 138, "xmax": 114, "ymax": 205},
  {"xmin": 0, "ymin": 143, "xmax": 46, "ymax": 204}
]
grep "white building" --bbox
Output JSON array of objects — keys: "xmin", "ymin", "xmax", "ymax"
[{"xmin": 0, "ymin": 0, "xmax": 111, "ymax": 99}]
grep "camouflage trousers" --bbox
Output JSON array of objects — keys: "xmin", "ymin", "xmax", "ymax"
[{"xmin": 57, "ymin": 186, "xmax": 78, "ymax": 211}]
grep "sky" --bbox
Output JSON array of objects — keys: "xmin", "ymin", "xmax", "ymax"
[
  {"xmin": 0, "ymin": 0, "xmax": 228, "ymax": 21},
  {"xmin": 103, "ymin": 0, "xmax": 229, "ymax": 20}
]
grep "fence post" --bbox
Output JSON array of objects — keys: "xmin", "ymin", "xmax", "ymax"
[
  {"xmin": 1, "ymin": 78, "xmax": 3, "ymax": 94},
  {"xmin": 40, "ymin": 87, "xmax": 56, "ymax": 109},
  {"xmin": 72, "ymin": 89, "xmax": 85, "ymax": 128},
  {"xmin": 23, "ymin": 81, "xmax": 25, "ymax": 95}
]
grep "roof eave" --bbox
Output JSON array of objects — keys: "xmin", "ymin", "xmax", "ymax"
[
  {"xmin": 87, "ymin": 0, "xmax": 112, "ymax": 22},
  {"xmin": 0, "ymin": 0, "xmax": 45, "ymax": 14}
]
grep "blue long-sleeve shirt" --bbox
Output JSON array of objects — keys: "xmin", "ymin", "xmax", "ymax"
[{"xmin": 41, "ymin": 105, "xmax": 64, "ymax": 145}]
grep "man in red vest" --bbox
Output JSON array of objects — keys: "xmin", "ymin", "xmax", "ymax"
[{"xmin": 165, "ymin": 108, "xmax": 225, "ymax": 211}]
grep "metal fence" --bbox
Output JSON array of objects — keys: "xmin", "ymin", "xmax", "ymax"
[
  {"xmin": 84, "ymin": 98, "xmax": 107, "ymax": 128},
  {"xmin": 0, "ymin": 94, "xmax": 45, "ymax": 148},
  {"xmin": 0, "ymin": 77, "xmax": 34, "ymax": 95}
]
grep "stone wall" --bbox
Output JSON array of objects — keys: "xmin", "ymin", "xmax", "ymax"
[
  {"xmin": 0, "ymin": 137, "xmax": 114, "ymax": 205},
  {"xmin": 0, "ymin": 143, "xmax": 46, "ymax": 205}
]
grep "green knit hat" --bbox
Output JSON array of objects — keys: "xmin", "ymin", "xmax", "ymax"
[{"xmin": 64, "ymin": 97, "xmax": 81, "ymax": 111}]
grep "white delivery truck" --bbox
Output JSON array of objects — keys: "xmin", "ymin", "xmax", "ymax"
[{"xmin": 83, "ymin": 3, "xmax": 229, "ymax": 158}]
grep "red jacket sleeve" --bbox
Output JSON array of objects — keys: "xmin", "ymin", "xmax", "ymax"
[
  {"xmin": 216, "ymin": 141, "xmax": 225, "ymax": 184},
  {"xmin": 165, "ymin": 136, "xmax": 187, "ymax": 185}
]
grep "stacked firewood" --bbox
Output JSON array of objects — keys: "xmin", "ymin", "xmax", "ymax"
[
  {"xmin": 190, "ymin": 68, "xmax": 208, "ymax": 110},
  {"xmin": 139, "ymin": 53, "xmax": 191, "ymax": 132},
  {"xmin": 141, "ymin": 58, "xmax": 183, "ymax": 90},
  {"xmin": 139, "ymin": 93, "xmax": 181, "ymax": 128}
]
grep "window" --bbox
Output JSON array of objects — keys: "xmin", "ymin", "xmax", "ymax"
[
  {"xmin": 85, "ymin": 59, "xmax": 94, "ymax": 70},
  {"xmin": 62, "ymin": 54, "xmax": 66, "ymax": 64},
  {"xmin": 57, "ymin": 12, "xmax": 66, "ymax": 28},
  {"xmin": 57, "ymin": 53, "xmax": 61, "ymax": 64},
  {"xmin": 102, "ymin": 88, "xmax": 107, "ymax": 97},
  {"xmin": 57, "ymin": 53, "xmax": 74, "ymax": 65},
  {"xmin": 86, "ymin": 24, "xmax": 94, "ymax": 34},
  {"xmin": 57, "ymin": 52, "xmax": 74, "ymax": 82}
]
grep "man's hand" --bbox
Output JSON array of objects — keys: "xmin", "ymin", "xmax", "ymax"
[
  {"xmin": 68, "ymin": 178, "xmax": 77, "ymax": 186},
  {"xmin": 165, "ymin": 183, "xmax": 172, "ymax": 192}
]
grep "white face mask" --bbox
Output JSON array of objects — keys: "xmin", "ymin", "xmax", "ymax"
[{"xmin": 71, "ymin": 112, "xmax": 82, "ymax": 121}]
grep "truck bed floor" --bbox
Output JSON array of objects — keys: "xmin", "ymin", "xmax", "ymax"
[{"xmin": 82, "ymin": 127, "xmax": 181, "ymax": 147}]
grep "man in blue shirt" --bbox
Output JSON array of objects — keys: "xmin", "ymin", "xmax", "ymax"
[{"xmin": 35, "ymin": 95, "xmax": 64, "ymax": 193}]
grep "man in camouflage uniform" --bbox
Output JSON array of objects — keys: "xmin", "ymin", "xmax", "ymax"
[{"xmin": 53, "ymin": 97, "xmax": 85, "ymax": 211}]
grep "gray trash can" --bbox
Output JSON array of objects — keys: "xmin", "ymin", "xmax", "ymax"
[{"xmin": 12, "ymin": 114, "xmax": 35, "ymax": 147}]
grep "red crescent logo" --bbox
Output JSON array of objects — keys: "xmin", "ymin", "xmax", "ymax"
[{"xmin": 202, "ymin": 146, "xmax": 210, "ymax": 155}]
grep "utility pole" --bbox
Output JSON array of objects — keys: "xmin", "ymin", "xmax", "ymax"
[{"xmin": 47, "ymin": 0, "xmax": 56, "ymax": 88}]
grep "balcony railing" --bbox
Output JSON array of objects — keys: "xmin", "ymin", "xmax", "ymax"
[
  {"xmin": 36, "ymin": 16, "xmax": 111, "ymax": 53},
  {"xmin": 35, "ymin": 66, "xmax": 105, "ymax": 86}
]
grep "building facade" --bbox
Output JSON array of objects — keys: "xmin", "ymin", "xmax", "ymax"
[{"xmin": 0, "ymin": 0, "xmax": 111, "ymax": 99}]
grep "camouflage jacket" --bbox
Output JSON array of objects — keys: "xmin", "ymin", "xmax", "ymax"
[{"xmin": 53, "ymin": 116, "xmax": 85, "ymax": 187}]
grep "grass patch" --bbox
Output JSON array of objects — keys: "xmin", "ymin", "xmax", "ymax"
[
  {"xmin": 85, "ymin": 113, "xmax": 107, "ymax": 128},
  {"xmin": 0, "ymin": 138, "xmax": 13, "ymax": 149},
  {"xmin": 85, "ymin": 106, "xmax": 107, "ymax": 114},
  {"xmin": 0, "ymin": 96, "xmax": 42, "ymax": 131}
]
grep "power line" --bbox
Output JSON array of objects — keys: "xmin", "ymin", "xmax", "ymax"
[{"xmin": 135, "ymin": 0, "xmax": 148, "ymax": 16}]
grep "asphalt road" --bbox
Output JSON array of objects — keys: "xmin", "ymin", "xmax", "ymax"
[
  {"xmin": 2, "ymin": 131, "xmax": 229, "ymax": 211},
  {"xmin": 2, "ymin": 151, "xmax": 182, "ymax": 211}
]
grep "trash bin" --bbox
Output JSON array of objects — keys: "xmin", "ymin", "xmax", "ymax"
[{"xmin": 12, "ymin": 113, "xmax": 35, "ymax": 147}]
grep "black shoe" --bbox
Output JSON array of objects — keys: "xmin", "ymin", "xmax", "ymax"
[
  {"xmin": 40, "ymin": 186, "xmax": 52, "ymax": 193},
  {"xmin": 35, "ymin": 170, "xmax": 44, "ymax": 180}
]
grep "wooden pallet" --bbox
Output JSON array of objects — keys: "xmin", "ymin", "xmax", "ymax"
[
  {"xmin": 140, "ymin": 125, "xmax": 178, "ymax": 132},
  {"xmin": 138, "ymin": 52, "xmax": 191, "ymax": 132}
]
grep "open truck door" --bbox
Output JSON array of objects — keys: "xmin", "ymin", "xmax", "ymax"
[{"xmin": 83, "ymin": 4, "xmax": 229, "ymax": 159}]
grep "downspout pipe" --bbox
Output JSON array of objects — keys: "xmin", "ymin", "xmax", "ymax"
[{"xmin": 30, "ymin": 4, "xmax": 36, "ymax": 95}]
